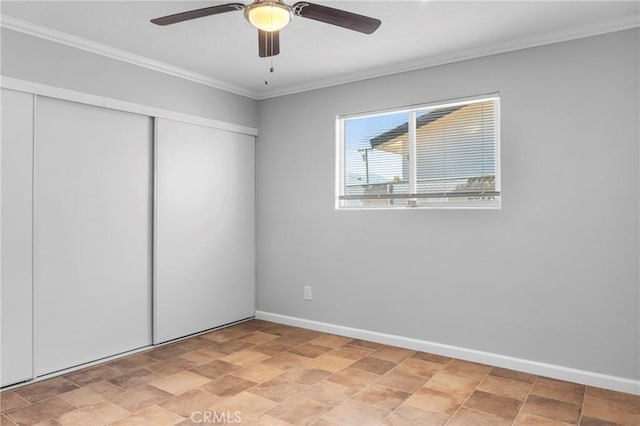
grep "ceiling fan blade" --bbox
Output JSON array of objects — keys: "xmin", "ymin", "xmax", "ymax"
[
  {"xmin": 258, "ymin": 30, "xmax": 280, "ymax": 57},
  {"xmin": 292, "ymin": 2, "xmax": 381, "ymax": 34},
  {"xmin": 151, "ymin": 3, "xmax": 245, "ymax": 26}
]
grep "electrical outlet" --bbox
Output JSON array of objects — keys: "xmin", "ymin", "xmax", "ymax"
[{"xmin": 304, "ymin": 285, "xmax": 312, "ymax": 301}]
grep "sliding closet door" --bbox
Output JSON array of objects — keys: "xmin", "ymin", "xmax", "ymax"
[
  {"xmin": 34, "ymin": 97, "xmax": 152, "ymax": 375},
  {"xmin": 1, "ymin": 89, "xmax": 34, "ymax": 386},
  {"xmin": 155, "ymin": 119, "xmax": 255, "ymax": 343}
]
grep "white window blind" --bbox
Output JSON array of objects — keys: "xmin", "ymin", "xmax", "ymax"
[{"xmin": 337, "ymin": 95, "xmax": 500, "ymax": 209}]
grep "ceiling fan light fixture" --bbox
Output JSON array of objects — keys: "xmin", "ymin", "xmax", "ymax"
[{"xmin": 245, "ymin": 1, "xmax": 292, "ymax": 32}]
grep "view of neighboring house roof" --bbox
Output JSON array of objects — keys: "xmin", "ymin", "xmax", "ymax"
[{"xmin": 369, "ymin": 105, "xmax": 463, "ymax": 149}]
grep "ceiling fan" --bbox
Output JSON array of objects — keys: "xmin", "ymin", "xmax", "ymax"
[{"xmin": 150, "ymin": 1, "xmax": 381, "ymax": 58}]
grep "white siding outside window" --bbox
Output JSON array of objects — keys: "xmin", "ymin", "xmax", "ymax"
[{"xmin": 337, "ymin": 95, "xmax": 501, "ymax": 209}]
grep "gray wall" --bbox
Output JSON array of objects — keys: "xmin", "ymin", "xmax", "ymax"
[
  {"xmin": 256, "ymin": 29, "xmax": 639, "ymax": 380},
  {"xmin": 1, "ymin": 28, "xmax": 258, "ymax": 128}
]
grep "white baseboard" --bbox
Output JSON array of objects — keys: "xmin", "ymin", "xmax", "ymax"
[{"xmin": 255, "ymin": 310, "xmax": 640, "ymax": 395}]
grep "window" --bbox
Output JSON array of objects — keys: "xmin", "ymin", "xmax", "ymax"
[{"xmin": 336, "ymin": 95, "xmax": 500, "ymax": 209}]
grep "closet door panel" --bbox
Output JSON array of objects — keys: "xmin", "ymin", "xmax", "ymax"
[
  {"xmin": 155, "ymin": 119, "xmax": 255, "ymax": 343},
  {"xmin": 1, "ymin": 89, "xmax": 34, "ymax": 386},
  {"xmin": 34, "ymin": 97, "xmax": 152, "ymax": 375}
]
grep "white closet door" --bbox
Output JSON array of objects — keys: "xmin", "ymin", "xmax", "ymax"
[
  {"xmin": 34, "ymin": 97, "xmax": 152, "ymax": 375},
  {"xmin": 1, "ymin": 89, "xmax": 34, "ymax": 386},
  {"xmin": 155, "ymin": 119, "xmax": 255, "ymax": 344}
]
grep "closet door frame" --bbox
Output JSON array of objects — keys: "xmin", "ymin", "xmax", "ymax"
[{"xmin": 1, "ymin": 89, "xmax": 35, "ymax": 387}]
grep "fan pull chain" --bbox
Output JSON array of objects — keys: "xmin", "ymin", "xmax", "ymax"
[{"xmin": 265, "ymin": 32, "xmax": 275, "ymax": 85}]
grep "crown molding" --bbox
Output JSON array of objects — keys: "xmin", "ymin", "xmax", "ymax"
[
  {"xmin": 256, "ymin": 13, "xmax": 640, "ymax": 99},
  {"xmin": 2, "ymin": 12, "xmax": 638, "ymax": 101},
  {"xmin": 0, "ymin": 14, "xmax": 260, "ymax": 99}
]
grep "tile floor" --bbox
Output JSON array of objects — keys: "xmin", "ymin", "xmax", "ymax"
[{"xmin": 1, "ymin": 320, "xmax": 638, "ymax": 425}]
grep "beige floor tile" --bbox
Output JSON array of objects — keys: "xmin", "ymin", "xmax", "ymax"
[
  {"xmin": 219, "ymin": 350, "xmax": 271, "ymax": 367},
  {"xmin": 375, "ymin": 370, "xmax": 428, "ymax": 393},
  {"xmin": 233, "ymin": 364, "xmax": 284, "ymax": 384},
  {"xmin": 370, "ymin": 346, "xmax": 415, "ymax": 363},
  {"xmin": 210, "ymin": 340, "xmax": 255, "ymax": 355},
  {"xmin": 521, "ymin": 395, "xmax": 581, "ymax": 424},
  {"xmin": 531, "ymin": 377, "xmax": 585, "ymax": 406},
  {"xmin": 514, "ymin": 412, "xmax": 576, "ymax": 426},
  {"xmin": 245, "ymin": 413, "xmax": 295, "ymax": 425},
  {"xmin": 108, "ymin": 354, "xmax": 158, "ymax": 373},
  {"xmin": 199, "ymin": 374, "xmax": 257, "ymax": 398},
  {"xmin": 151, "ymin": 371, "xmax": 212, "ymax": 395},
  {"xmin": 239, "ymin": 332, "xmax": 280, "ymax": 345},
  {"xmin": 178, "ymin": 348, "xmax": 227, "ymax": 366},
  {"xmin": 273, "ymin": 330, "xmax": 322, "ymax": 347},
  {"xmin": 307, "ymin": 335, "xmax": 352, "ymax": 349},
  {"xmin": 287, "ymin": 343, "xmax": 333, "ymax": 359},
  {"xmin": 447, "ymin": 407, "xmax": 512, "ymax": 426},
  {"xmin": 110, "ymin": 384, "xmax": 173, "ymax": 412},
  {"xmin": 442, "ymin": 359, "xmax": 492, "ymax": 381},
  {"xmin": 59, "ymin": 387, "xmax": 106, "ymax": 409},
  {"xmin": 32, "ymin": 419, "xmax": 62, "ymax": 426},
  {"xmin": 201, "ymin": 328, "xmax": 247, "ymax": 343},
  {"xmin": 253, "ymin": 341, "xmax": 292, "ymax": 356},
  {"xmin": 582, "ymin": 394, "xmax": 640, "ymax": 426},
  {"xmin": 326, "ymin": 367, "xmax": 379, "ymax": 389},
  {"xmin": 267, "ymin": 395, "xmax": 330, "ymax": 425},
  {"xmin": 0, "ymin": 393, "xmax": 29, "ymax": 413},
  {"xmin": 1, "ymin": 415, "xmax": 18, "ymax": 426},
  {"xmin": 463, "ymin": 390, "xmax": 522, "ymax": 420},
  {"xmin": 281, "ymin": 366, "xmax": 332, "ymax": 385},
  {"xmin": 5, "ymin": 397, "xmax": 75, "ymax": 425},
  {"xmin": 188, "ymin": 360, "xmax": 239, "ymax": 379},
  {"xmin": 85, "ymin": 381, "xmax": 124, "ymax": 398},
  {"xmin": 350, "ymin": 356, "xmax": 396, "ymax": 375},
  {"xmin": 386, "ymin": 405, "xmax": 449, "ymax": 426},
  {"xmin": 210, "ymin": 391, "xmax": 277, "ymax": 421},
  {"xmin": 586, "ymin": 386, "xmax": 640, "ymax": 407},
  {"xmin": 158, "ymin": 389, "xmax": 221, "ymax": 418},
  {"xmin": 353, "ymin": 384, "xmax": 411, "ymax": 411},
  {"xmin": 173, "ymin": 337, "xmax": 211, "ymax": 352},
  {"xmin": 345, "ymin": 339, "xmax": 383, "ymax": 350},
  {"xmin": 321, "ymin": 399, "xmax": 389, "ymax": 426},
  {"xmin": 411, "ymin": 352, "xmax": 451, "ymax": 364},
  {"xmin": 490, "ymin": 367, "xmax": 537, "ymax": 384},
  {"xmin": 248, "ymin": 378, "xmax": 307, "ymax": 403},
  {"xmin": 147, "ymin": 358, "xmax": 197, "ymax": 375},
  {"xmin": 328, "ymin": 346, "xmax": 372, "ymax": 360},
  {"xmin": 424, "ymin": 372, "xmax": 480, "ymax": 399},
  {"xmin": 146, "ymin": 345, "xmax": 187, "ymax": 361},
  {"xmin": 477, "ymin": 374, "xmax": 533, "ymax": 401},
  {"xmin": 304, "ymin": 354, "xmax": 355, "ymax": 373},
  {"xmin": 396, "ymin": 357, "xmax": 444, "ymax": 378},
  {"xmin": 108, "ymin": 368, "xmax": 161, "ymax": 391},
  {"xmin": 56, "ymin": 401, "xmax": 129, "ymax": 426},
  {"xmin": 260, "ymin": 324, "xmax": 299, "ymax": 337},
  {"xmin": 300, "ymin": 380, "xmax": 357, "ymax": 407},
  {"xmin": 261, "ymin": 353, "xmax": 309, "ymax": 370},
  {"xmin": 15, "ymin": 378, "xmax": 78, "ymax": 404},
  {"xmin": 109, "ymin": 405, "xmax": 183, "ymax": 426},
  {"xmin": 580, "ymin": 416, "xmax": 626, "ymax": 426},
  {"xmin": 403, "ymin": 387, "xmax": 463, "ymax": 416},
  {"xmin": 63, "ymin": 365, "xmax": 119, "ymax": 387}
]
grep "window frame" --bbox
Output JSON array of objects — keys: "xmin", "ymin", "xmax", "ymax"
[{"xmin": 335, "ymin": 93, "xmax": 501, "ymax": 210}]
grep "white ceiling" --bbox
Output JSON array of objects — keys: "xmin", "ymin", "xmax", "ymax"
[{"xmin": 1, "ymin": 1, "xmax": 638, "ymax": 99}]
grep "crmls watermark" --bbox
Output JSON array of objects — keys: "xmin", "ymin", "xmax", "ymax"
[{"xmin": 190, "ymin": 411, "xmax": 242, "ymax": 424}]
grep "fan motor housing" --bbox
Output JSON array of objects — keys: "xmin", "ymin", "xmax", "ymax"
[{"xmin": 244, "ymin": 1, "xmax": 293, "ymax": 32}]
